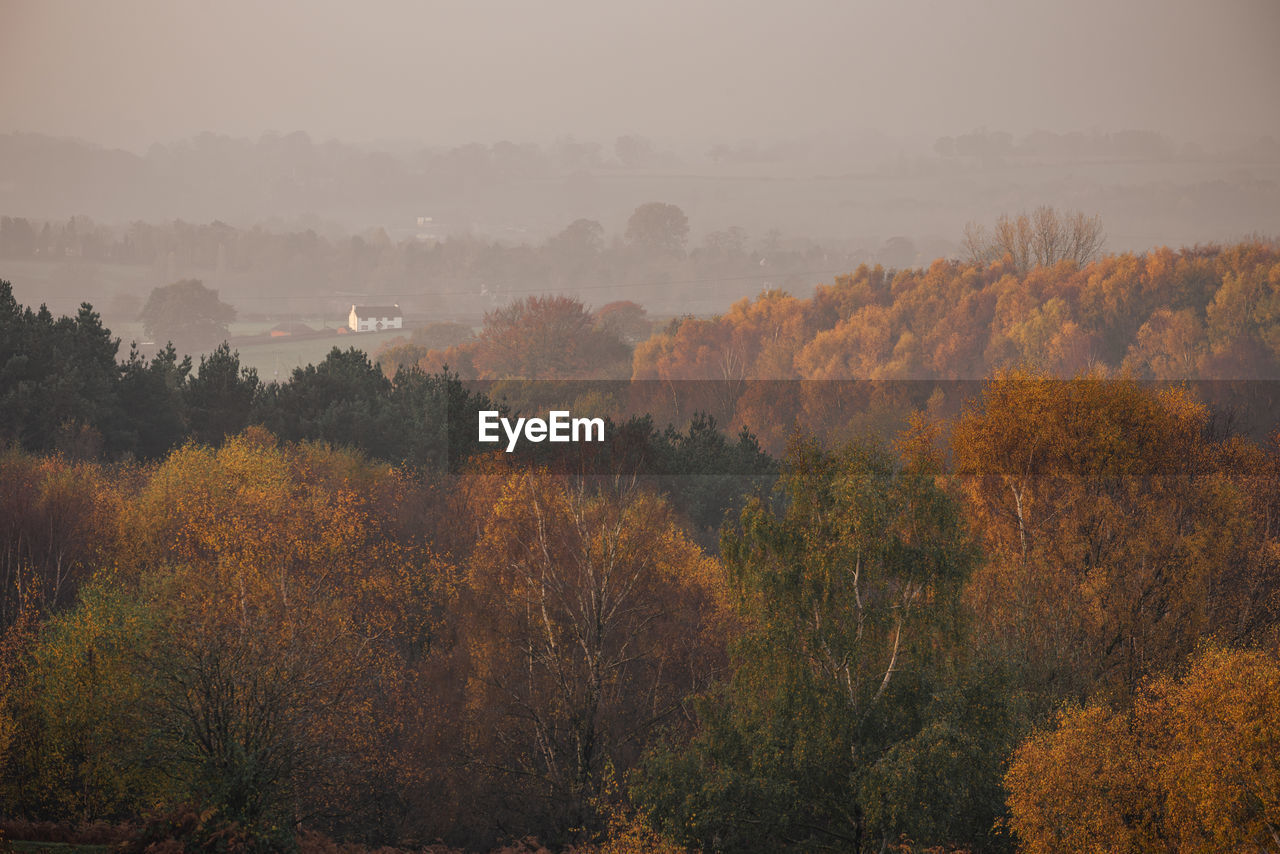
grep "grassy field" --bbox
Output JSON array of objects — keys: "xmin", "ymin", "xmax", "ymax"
[
  {"xmin": 229, "ymin": 328, "xmax": 409, "ymax": 381},
  {"xmin": 0, "ymin": 260, "xmax": 422, "ymax": 378},
  {"xmin": 85, "ymin": 317, "xmax": 407, "ymax": 380},
  {"xmin": 26, "ymin": 306, "xmax": 411, "ymax": 379}
]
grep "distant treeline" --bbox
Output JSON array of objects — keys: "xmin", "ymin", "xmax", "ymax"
[
  {"xmin": 0, "ymin": 208, "xmax": 855, "ymax": 317},
  {"xmin": 7, "ymin": 237, "xmax": 1280, "ymax": 462},
  {"xmin": 367, "ymin": 239, "xmax": 1280, "ymax": 449},
  {"xmin": 8, "ymin": 236, "xmax": 1280, "ymax": 462}
]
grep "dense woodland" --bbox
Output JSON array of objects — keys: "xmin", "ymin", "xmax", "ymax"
[{"xmin": 2, "ymin": 238, "xmax": 1280, "ymax": 853}]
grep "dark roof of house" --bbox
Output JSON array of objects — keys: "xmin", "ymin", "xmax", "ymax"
[{"xmin": 351, "ymin": 304, "xmax": 402, "ymax": 317}]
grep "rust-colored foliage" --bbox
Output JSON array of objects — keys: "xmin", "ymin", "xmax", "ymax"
[
  {"xmin": 953, "ymin": 373, "xmax": 1267, "ymax": 699},
  {"xmin": 111, "ymin": 429, "xmax": 454, "ymax": 833},
  {"xmin": 1006, "ymin": 645, "xmax": 1280, "ymax": 854},
  {"xmin": 628, "ymin": 241, "xmax": 1280, "ymax": 453},
  {"xmin": 459, "ymin": 468, "xmax": 727, "ymax": 842}
]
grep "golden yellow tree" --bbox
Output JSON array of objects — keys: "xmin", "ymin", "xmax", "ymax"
[
  {"xmin": 117, "ymin": 429, "xmax": 449, "ymax": 835},
  {"xmin": 1006, "ymin": 645, "xmax": 1280, "ymax": 853},
  {"xmin": 953, "ymin": 373, "xmax": 1258, "ymax": 700}
]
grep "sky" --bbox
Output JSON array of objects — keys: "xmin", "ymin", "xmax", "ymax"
[{"xmin": 2, "ymin": 0, "xmax": 1279, "ymax": 151}]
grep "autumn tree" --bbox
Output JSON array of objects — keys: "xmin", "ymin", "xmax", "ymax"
[
  {"xmin": 0, "ymin": 581, "xmax": 169, "ymax": 820},
  {"xmin": 629, "ymin": 289, "xmax": 812, "ymax": 430},
  {"xmin": 473, "ymin": 295, "xmax": 630, "ymax": 380},
  {"xmin": 373, "ymin": 338, "xmax": 431, "ymax": 378},
  {"xmin": 1006, "ymin": 645, "xmax": 1280, "ymax": 854},
  {"xmin": 953, "ymin": 373, "xmax": 1266, "ymax": 703},
  {"xmin": 143, "ymin": 563, "xmax": 381, "ymax": 846},
  {"xmin": 460, "ymin": 470, "xmax": 727, "ymax": 844},
  {"xmin": 1121, "ymin": 307, "xmax": 1205, "ymax": 379},
  {"xmin": 0, "ymin": 450, "xmax": 121, "ymax": 632},
  {"xmin": 1202, "ymin": 241, "xmax": 1280, "ymax": 374},
  {"xmin": 374, "ymin": 323, "xmax": 476, "ymax": 378},
  {"xmin": 113, "ymin": 432, "xmax": 447, "ymax": 839},
  {"xmin": 630, "ymin": 315, "xmax": 744, "ymax": 427}
]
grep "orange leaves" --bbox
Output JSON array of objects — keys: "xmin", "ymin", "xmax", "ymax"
[
  {"xmin": 795, "ymin": 304, "xmax": 895, "ymax": 380},
  {"xmin": 1005, "ymin": 701, "xmax": 1158, "ymax": 854},
  {"xmin": 117, "ymin": 431, "xmax": 455, "ymax": 680},
  {"xmin": 1005, "ymin": 646, "xmax": 1280, "ymax": 854},
  {"xmin": 1122, "ymin": 308, "xmax": 1205, "ymax": 379},
  {"xmin": 131, "ymin": 434, "xmax": 373, "ymax": 586},
  {"xmin": 632, "ymin": 240, "xmax": 1280, "ymax": 398},
  {"xmin": 953, "ymin": 374, "xmax": 1257, "ymax": 698},
  {"xmin": 1148, "ymin": 647, "xmax": 1280, "ymax": 848}
]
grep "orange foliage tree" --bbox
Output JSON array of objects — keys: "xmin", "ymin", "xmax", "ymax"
[
  {"xmin": 1006, "ymin": 645, "xmax": 1280, "ymax": 854},
  {"xmin": 953, "ymin": 373, "xmax": 1270, "ymax": 701},
  {"xmin": 117, "ymin": 429, "xmax": 450, "ymax": 836}
]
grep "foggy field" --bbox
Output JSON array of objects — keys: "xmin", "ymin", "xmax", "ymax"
[
  {"xmin": 0, "ymin": 258, "xmax": 401, "ymax": 378},
  {"xmin": 100, "ymin": 318, "xmax": 396, "ymax": 381},
  {"xmin": 229, "ymin": 329, "xmax": 405, "ymax": 381}
]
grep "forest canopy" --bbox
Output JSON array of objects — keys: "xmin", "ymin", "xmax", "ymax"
[{"xmin": 2, "ymin": 239, "xmax": 1280, "ymax": 853}]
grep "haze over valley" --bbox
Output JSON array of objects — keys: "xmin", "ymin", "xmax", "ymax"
[{"xmin": 3, "ymin": 0, "xmax": 1279, "ymax": 336}]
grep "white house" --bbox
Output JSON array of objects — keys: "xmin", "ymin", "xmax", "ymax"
[{"xmin": 348, "ymin": 304, "xmax": 403, "ymax": 332}]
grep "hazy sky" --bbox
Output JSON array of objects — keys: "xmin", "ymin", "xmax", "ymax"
[{"xmin": 3, "ymin": 0, "xmax": 1278, "ymax": 151}]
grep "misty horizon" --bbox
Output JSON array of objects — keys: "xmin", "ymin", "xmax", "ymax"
[
  {"xmin": 2, "ymin": 0, "xmax": 1279, "ymax": 342},
  {"xmin": 4, "ymin": 0, "xmax": 1280, "ymax": 152}
]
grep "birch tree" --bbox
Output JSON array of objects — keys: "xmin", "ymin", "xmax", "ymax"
[
  {"xmin": 460, "ymin": 470, "xmax": 727, "ymax": 843},
  {"xmin": 637, "ymin": 438, "xmax": 989, "ymax": 852}
]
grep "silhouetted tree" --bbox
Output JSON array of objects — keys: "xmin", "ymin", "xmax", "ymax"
[
  {"xmin": 625, "ymin": 202, "xmax": 689, "ymax": 258},
  {"xmin": 118, "ymin": 343, "xmax": 190, "ymax": 459},
  {"xmin": 963, "ymin": 207, "xmax": 1104, "ymax": 273},
  {"xmin": 183, "ymin": 342, "xmax": 260, "ymax": 446},
  {"xmin": 139, "ymin": 279, "xmax": 235, "ymax": 353}
]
